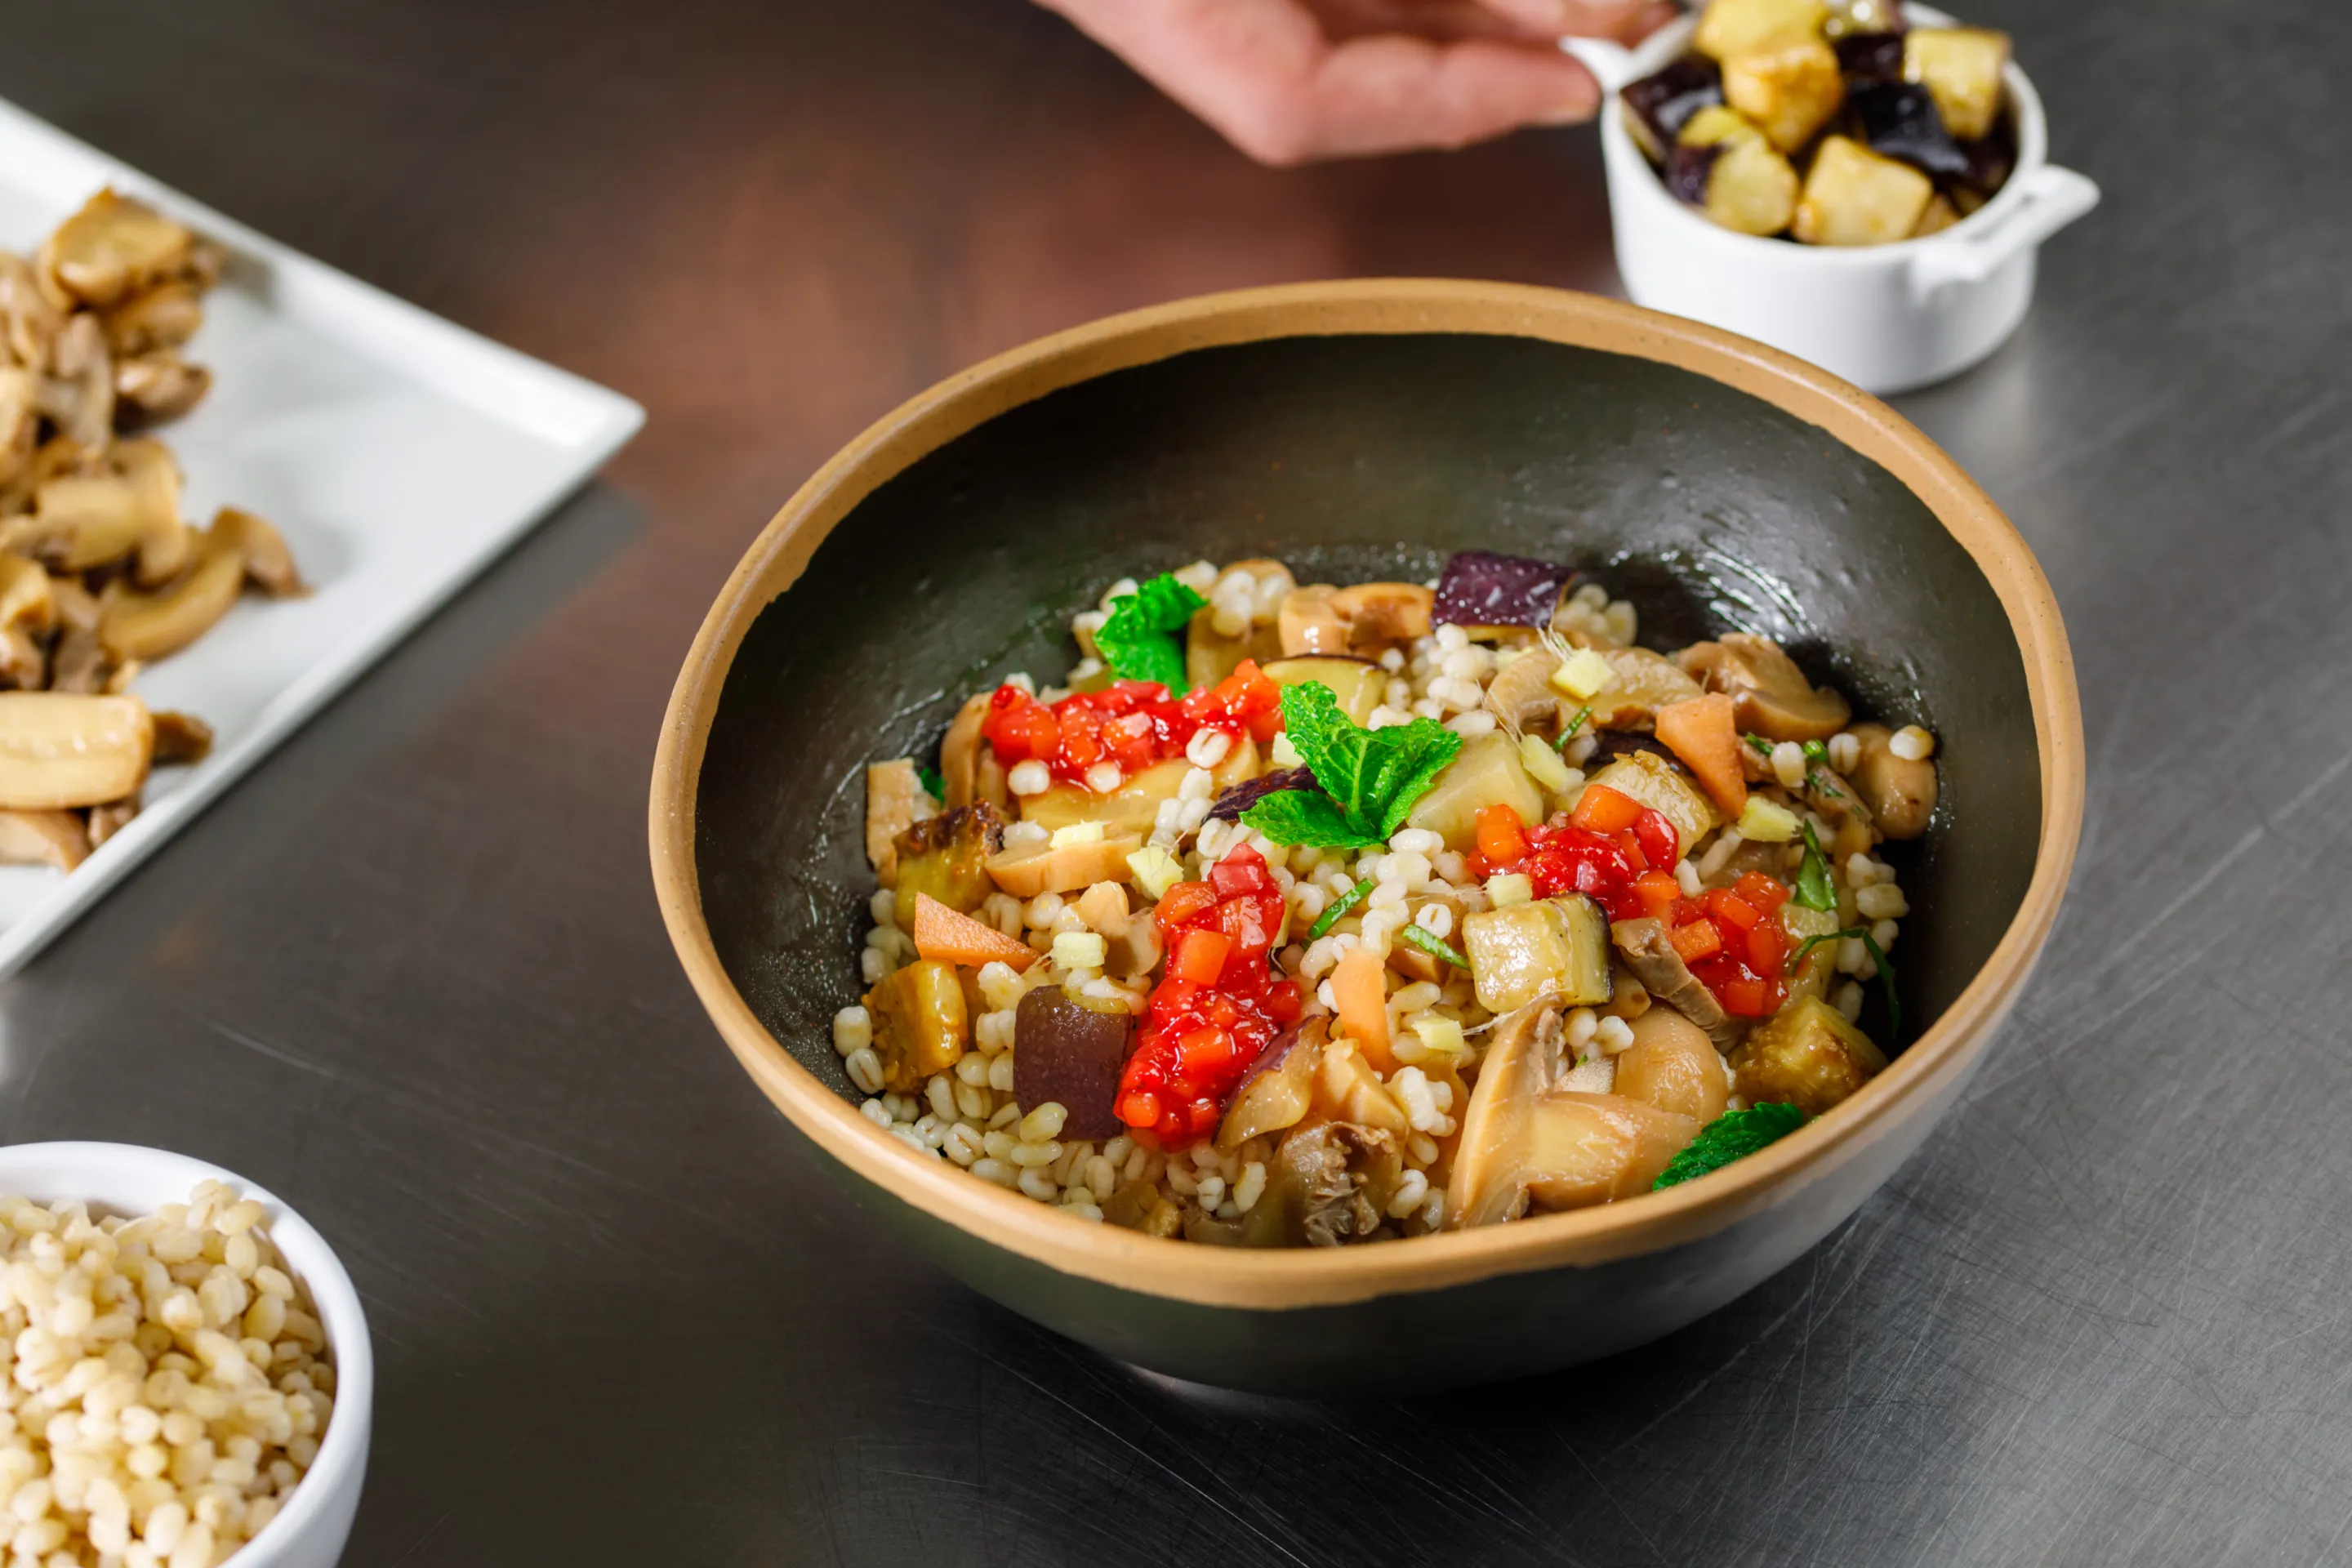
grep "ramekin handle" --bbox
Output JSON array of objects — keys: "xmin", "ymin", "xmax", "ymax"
[
  {"xmin": 1558, "ymin": 35, "xmax": 1637, "ymax": 94},
  {"xmin": 1907, "ymin": 164, "xmax": 2101, "ymax": 300}
]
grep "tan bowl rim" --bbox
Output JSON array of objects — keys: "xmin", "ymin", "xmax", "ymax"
[{"xmin": 648, "ymin": 278, "xmax": 2085, "ymax": 1312}]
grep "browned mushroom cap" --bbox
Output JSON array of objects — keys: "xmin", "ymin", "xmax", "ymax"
[
  {"xmin": 1844, "ymin": 722, "xmax": 1938, "ymax": 839},
  {"xmin": 37, "ymin": 190, "xmax": 195, "ymax": 310},
  {"xmin": 1446, "ymin": 993, "xmax": 1702, "ymax": 1228},
  {"xmin": 0, "ymin": 693, "xmax": 153, "ymax": 808},
  {"xmin": 114, "ymin": 353, "xmax": 212, "ymax": 428},
  {"xmin": 0, "ymin": 254, "xmax": 62, "ymax": 373},
  {"xmin": 1241, "ymin": 1120, "xmax": 1405, "ymax": 1248},
  {"xmin": 151, "ymin": 710, "xmax": 213, "ymax": 765},
  {"xmin": 99, "ymin": 281, "xmax": 203, "ymax": 359},
  {"xmin": 1276, "ymin": 582, "xmax": 1433, "ymax": 658},
  {"xmin": 0, "ymin": 808, "xmax": 91, "ymax": 871},
  {"xmin": 212, "ymin": 507, "xmax": 305, "ymax": 596},
  {"xmin": 1677, "ymin": 633, "xmax": 1851, "ymax": 743},
  {"xmin": 36, "ymin": 314, "xmax": 113, "ymax": 454},
  {"xmin": 34, "ymin": 435, "xmax": 189, "ymax": 582},
  {"xmin": 99, "ymin": 516, "xmax": 247, "ymax": 662}
]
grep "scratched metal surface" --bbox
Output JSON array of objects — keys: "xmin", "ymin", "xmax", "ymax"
[{"xmin": 0, "ymin": 0, "xmax": 2344, "ymax": 1562}]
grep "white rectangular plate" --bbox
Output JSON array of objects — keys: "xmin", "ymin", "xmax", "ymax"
[{"xmin": 0, "ymin": 97, "xmax": 644, "ymax": 976}]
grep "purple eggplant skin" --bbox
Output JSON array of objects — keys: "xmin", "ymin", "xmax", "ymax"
[
  {"xmin": 1848, "ymin": 81, "xmax": 1971, "ymax": 178},
  {"xmin": 1206, "ymin": 765, "xmax": 1321, "ymax": 824},
  {"xmin": 1013, "ymin": 987, "xmax": 1133, "ymax": 1140},
  {"xmin": 1665, "ymin": 140, "xmax": 1724, "ymax": 208},
  {"xmin": 1956, "ymin": 125, "xmax": 2015, "ymax": 195},
  {"xmin": 1833, "ymin": 32, "xmax": 1906, "ymax": 83},
  {"xmin": 1432, "ymin": 550, "xmax": 1575, "ymax": 630},
  {"xmin": 1622, "ymin": 56, "xmax": 1724, "ymax": 162}
]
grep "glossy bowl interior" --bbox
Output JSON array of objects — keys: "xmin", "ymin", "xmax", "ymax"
[
  {"xmin": 0, "ymin": 1143, "xmax": 372, "ymax": 1568},
  {"xmin": 652, "ymin": 280, "xmax": 2082, "ymax": 1394}
]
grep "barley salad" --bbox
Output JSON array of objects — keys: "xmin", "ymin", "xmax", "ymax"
[{"xmin": 842, "ymin": 551, "xmax": 1940, "ymax": 1246}]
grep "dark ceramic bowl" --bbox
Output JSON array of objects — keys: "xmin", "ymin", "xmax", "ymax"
[{"xmin": 651, "ymin": 281, "xmax": 2082, "ymax": 1397}]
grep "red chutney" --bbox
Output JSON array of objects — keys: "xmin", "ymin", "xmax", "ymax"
[
  {"xmin": 1116, "ymin": 843, "xmax": 1302, "ymax": 1150},
  {"xmin": 980, "ymin": 661, "xmax": 1282, "ymax": 786},
  {"xmin": 1470, "ymin": 795, "xmax": 1794, "ymax": 1018}
]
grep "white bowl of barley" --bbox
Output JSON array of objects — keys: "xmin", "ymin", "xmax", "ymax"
[{"xmin": 0, "ymin": 1143, "xmax": 372, "ymax": 1568}]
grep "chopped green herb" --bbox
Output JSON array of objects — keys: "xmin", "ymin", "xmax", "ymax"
[
  {"xmin": 1554, "ymin": 704, "xmax": 1595, "ymax": 753},
  {"xmin": 916, "ymin": 764, "xmax": 945, "ymax": 800},
  {"xmin": 1785, "ymin": 926, "xmax": 1901, "ymax": 1040},
  {"xmin": 1744, "ymin": 732, "xmax": 1774, "ymax": 756},
  {"xmin": 1398, "ymin": 924, "xmax": 1469, "ymax": 971},
  {"xmin": 1307, "ymin": 877, "xmax": 1372, "ymax": 941},
  {"xmin": 1241, "ymin": 681, "xmax": 1463, "ymax": 850},
  {"xmin": 1094, "ymin": 573, "xmax": 1205, "ymax": 693},
  {"xmin": 1793, "ymin": 822, "xmax": 1837, "ymax": 912},
  {"xmin": 1801, "ymin": 738, "xmax": 1829, "ymax": 764},
  {"xmin": 1653, "ymin": 1103, "xmax": 1808, "ymax": 1189}
]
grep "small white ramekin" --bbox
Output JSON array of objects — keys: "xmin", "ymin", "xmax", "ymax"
[
  {"xmin": 1564, "ymin": 6, "xmax": 2100, "ymax": 394},
  {"xmin": 0, "ymin": 1143, "xmax": 372, "ymax": 1568}
]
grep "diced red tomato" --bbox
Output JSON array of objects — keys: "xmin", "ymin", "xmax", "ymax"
[
  {"xmin": 1745, "ymin": 917, "xmax": 1788, "ymax": 975},
  {"xmin": 1717, "ymin": 974, "xmax": 1772, "ymax": 1017},
  {"xmin": 1476, "ymin": 804, "xmax": 1530, "ymax": 866},
  {"xmin": 1704, "ymin": 888, "xmax": 1762, "ymax": 930},
  {"xmin": 979, "ymin": 658, "xmax": 1280, "ymax": 788},
  {"xmin": 1733, "ymin": 871, "xmax": 1790, "ymax": 916},
  {"xmin": 1632, "ymin": 869, "xmax": 1682, "ymax": 921},
  {"xmin": 1633, "ymin": 808, "xmax": 1680, "ymax": 867},
  {"xmin": 1172, "ymin": 929, "xmax": 1231, "ymax": 985},
  {"xmin": 1120, "ymin": 843, "xmax": 1298, "ymax": 1149},
  {"xmin": 1570, "ymin": 783, "xmax": 1643, "ymax": 834},
  {"xmin": 1671, "ymin": 920, "xmax": 1722, "ymax": 964}
]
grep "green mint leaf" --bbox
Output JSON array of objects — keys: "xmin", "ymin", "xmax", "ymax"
[
  {"xmin": 1274, "ymin": 680, "xmax": 1463, "ymax": 844},
  {"xmin": 1653, "ymin": 1102, "xmax": 1807, "ymax": 1190},
  {"xmin": 916, "ymin": 764, "xmax": 945, "ymax": 800},
  {"xmin": 1794, "ymin": 822, "xmax": 1836, "ymax": 911},
  {"xmin": 1240, "ymin": 790, "xmax": 1377, "ymax": 849},
  {"xmin": 1094, "ymin": 574, "xmax": 1205, "ymax": 694}
]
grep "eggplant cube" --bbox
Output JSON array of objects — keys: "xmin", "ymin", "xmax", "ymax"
[
  {"xmin": 1904, "ymin": 26, "xmax": 2010, "ymax": 141},
  {"xmin": 1832, "ymin": 31, "xmax": 1905, "ymax": 82},
  {"xmin": 1693, "ymin": 0, "xmax": 1829, "ymax": 62},
  {"xmin": 1621, "ymin": 56, "xmax": 1725, "ymax": 163},
  {"xmin": 1848, "ymin": 81, "xmax": 1971, "ymax": 178},
  {"xmin": 1723, "ymin": 38, "xmax": 1846, "ymax": 153},
  {"xmin": 1793, "ymin": 135, "xmax": 1933, "ymax": 246},
  {"xmin": 1671, "ymin": 107, "xmax": 1800, "ymax": 237}
]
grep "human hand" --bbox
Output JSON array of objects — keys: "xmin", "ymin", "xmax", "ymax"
[{"xmin": 1036, "ymin": 0, "xmax": 1677, "ymax": 165}]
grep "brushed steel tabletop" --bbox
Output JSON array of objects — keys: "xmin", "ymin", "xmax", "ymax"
[{"xmin": 2, "ymin": 1, "xmax": 2344, "ymax": 1563}]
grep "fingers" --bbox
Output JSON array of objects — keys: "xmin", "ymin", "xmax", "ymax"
[
  {"xmin": 1036, "ymin": 0, "xmax": 1604, "ymax": 166},
  {"xmin": 1295, "ymin": 34, "xmax": 1602, "ymax": 159},
  {"xmin": 1473, "ymin": 0, "xmax": 1661, "ymax": 41}
]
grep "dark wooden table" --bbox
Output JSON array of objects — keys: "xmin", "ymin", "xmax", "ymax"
[{"xmin": 4, "ymin": 1, "xmax": 2347, "ymax": 1562}]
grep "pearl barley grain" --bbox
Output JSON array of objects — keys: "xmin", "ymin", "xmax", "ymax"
[{"xmin": 0, "ymin": 1183, "xmax": 332, "ymax": 1566}]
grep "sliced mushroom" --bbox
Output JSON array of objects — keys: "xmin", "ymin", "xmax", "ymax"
[
  {"xmin": 0, "ymin": 693, "xmax": 153, "ymax": 808},
  {"xmin": 211, "ymin": 507, "xmax": 305, "ymax": 597},
  {"xmin": 1444, "ymin": 997, "xmax": 1699, "ymax": 1228},
  {"xmin": 99, "ymin": 514, "xmax": 247, "ymax": 662},
  {"xmin": 1609, "ymin": 916, "xmax": 1748, "ymax": 1054},
  {"xmin": 0, "ymin": 808, "xmax": 90, "ymax": 871},
  {"xmin": 33, "ymin": 434, "xmax": 186, "ymax": 578},
  {"xmin": 151, "ymin": 710, "xmax": 213, "ymax": 765},
  {"xmin": 1238, "ymin": 1120, "xmax": 1405, "ymax": 1248},
  {"xmin": 1611, "ymin": 1006, "xmax": 1731, "ymax": 1124},
  {"xmin": 1678, "ymin": 633, "xmax": 1851, "ymax": 742},
  {"xmin": 1275, "ymin": 581, "xmax": 1433, "ymax": 657},
  {"xmin": 1481, "ymin": 644, "xmax": 1563, "ymax": 734},
  {"xmin": 939, "ymin": 690, "xmax": 1013, "ymax": 813},
  {"xmin": 99, "ymin": 280, "xmax": 203, "ymax": 358},
  {"xmin": 36, "ymin": 314, "xmax": 112, "ymax": 453},
  {"xmin": 1217, "ymin": 1019, "xmax": 1324, "ymax": 1150},
  {"xmin": 0, "ymin": 434, "xmax": 91, "ymax": 522},
  {"xmin": 83, "ymin": 797, "xmax": 137, "ymax": 850},
  {"xmin": 0, "ymin": 368, "xmax": 36, "ymax": 491},
  {"xmin": 114, "ymin": 352, "xmax": 212, "ymax": 427},
  {"xmin": 47, "ymin": 577, "xmax": 113, "ymax": 694},
  {"xmin": 1844, "ymin": 722, "xmax": 1938, "ymax": 839},
  {"xmin": 180, "ymin": 238, "xmax": 228, "ymax": 294},
  {"xmin": 1587, "ymin": 646, "xmax": 1706, "ymax": 731},
  {"xmin": 864, "ymin": 759, "xmax": 926, "ymax": 882},
  {"xmin": 37, "ymin": 190, "xmax": 194, "ymax": 310},
  {"xmin": 984, "ymin": 831, "xmax": 1141, "ymax": 899},
  {"xmin": 0, "ymin": 254, "xmax": 61, "ymax": 372},
  {"xmin": 1313, "ymin": 1035, "xmax": 1413, "ymax": 1138}
]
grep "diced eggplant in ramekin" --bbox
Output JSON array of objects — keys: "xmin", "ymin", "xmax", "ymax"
[
  {"xmin": 1904, "ymin": 27, "xmax": 2011, "ymax": 141},
  {"xmin": 1723, "ymin": 38, "xmax": 1846, "ymax": 153},
  {"xmin": 1793, "ymin": 136, "xmax": 1935, "ymax": 246},
  {"xmin": 1668, "ymin": 108, "xmax": 1802, "ymax": 237}
]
